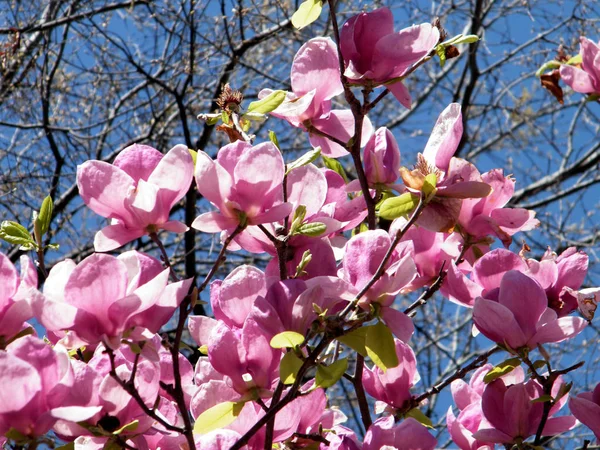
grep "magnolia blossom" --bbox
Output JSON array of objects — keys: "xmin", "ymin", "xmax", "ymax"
[
  {"xmin": 77, "ymin": 143, "xmax": 194, "ymax": 252},
  {"xmin": 446, "ymin": 364, "xmax": 495, "ymax": 450},
  {"xmin": 340, "ymin": 7, "xmax": 440, "ymax": 108},
  {"xmin": 0, "ymin": 336, "xmax": 100, "ymax": 437},
  {"xmin": 192, "ymin": 141, "xmax": 292, "ymax": 234},
  {"xmin": 363, "ymin": 417, "xmax": 437, "ymax": 450},
  {"xmin": 444, "ymin": 247, "xmax": 590, "ymax": 317},
  {"xmin": 560, "ymin": 37, "xmax": 600, "ymax": 95},
  {"xmin": 474, "ymin": 370, "xmax": 576, "ymax": 444},
  {"xmin": 399, "ymin": 104, "xmax": 491, "ymax": 232},
  {"xmin": 362, "ymin": 339, "xmax": 419, "ymax": 409},
  {"xmin": 472, "ymin": 270, "xmax": 586, "ymax": 351},
  {"xmin": 340, "ymin": 229, "xmax": 417, "ymax": 341},
  {"xmin": 0, "ymin": 253, "xmax": 37, "ymax": 343},
  {"xmin": 34, "ymin": 251, "xmax": 191, "ymax": 348},
  {"xmin": 261, "ymin": 37, "xmax": 373, "ymax": 157},
  {"xmin": 458, "ymin": 169, "xmax": 539, "ymax": 247},
  {"xmin": 569, "ymin": 383, "xmax": 600, "ymax": 441}
]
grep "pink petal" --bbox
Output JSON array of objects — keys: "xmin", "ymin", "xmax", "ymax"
[
  {"xmin": 76, "ymin": 161, "xmax": 134, "ymax": 221},
  {"xmin": 381, "ymin": 307, "xmax": 414, "ymax": 342},
  {"xmin": 371, "ymin": 23, "xmax": 440, "ymax": 80},
  {"xmin": 532, "ymin": 316, "xmax": 587, "ymax": 345},
  {"xmin": 569, "ymin": 395, "xmax": 600, "ymax": 438},
  {"xmin": 191, "ymin": 211, "xmax": 238, "ymax": 233},
  {"xmin": 422, "ymin": 103, "xmax": 462, "ymax": 173},
  {"xmin": 0, "ymin": 253, "xmax": 18, "ymax": 303},
  {"xmin": 113, "ymin": 144, "xmax": 163, "ymax": 182},
  {"xmin": 309, "ymin": 109, "xmax": 373, "ymax": 158},
  {"xmin": 386, "ymin": 81, "xmax": 412, "ymax": 109},
  {"xmin": 472, "ymin": 249, "xmax": 527, "ymax": 292},
  {"xmin": 214, "ymin": 265, "xmax": 266, "ymax": 328},
  {"xmin": 161, "ymin": 219, "xmax": 188, "ymax": 233},
  {"xmin": 94, "ymin": 223, "xmax": 145, "ymax": 252},
  {"xmin": 472, "ymin": 297, "xmax": 527, "ymax": 349},
  {"xmin": 0, "ymin": 351, "xmax": 41, "ymax": 413},
  {"xmin": 559, "ymin": 65, "xmax": 597, "ymax": 94},
  {"xmin": 287, "ymin": 164, "xmax": 328, "ymax": 218},
  {"xmin": 250, "ymin": 202, "xmax": 293, "ymax": 226},
  {"xmin": 188, "ymin": 315, "xmax": 218, "ymax": 346},
  {"xmin": 234, "ymin": 142, "xmax": 284, "ymax": 201},
  {"xmin": 194, "ymin": 151, "xmax": 233, "ymax": 209},
  {"xmin": 148, "ymin": 144, "xmax": 194, "ymax": 209},
  {"xmin": 291, "ymin": 37, "xmax": 343, "ymax": 105},
  {"xmin": 498, "ymin": 271, "xmax": 546, "ymax": 336},
  {"xmin": 542, "ymin": 415, "xmax": 577, "ymax": 435}
]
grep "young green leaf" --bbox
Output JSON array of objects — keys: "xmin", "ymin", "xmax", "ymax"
[
  {"xmin": 188, "ymin": 149, "xmax": 198, "ymax": 166},
  {"xmin": 291, "ymin": 0, "xmax": 323, "ymax": 30},
  {"xmin": 0, "ymin": 221, "xmax": 37, "ymax": 250},
  {"xmin": 296, "ymin": 222, "xmax": 327, "ymax": 237},
  {"xmin": 247, "ymin": 90, "xmax": 286, "ymax": 114},
  {"xmin": 483, "ymin": 357, "xmax": 521, "ymax": 384},
  {"xmin": 280, "ymin": 351, "xmax": 304, "ymax": 385},
  {"xmin": 315, "ymin": 357, "xmax": 348, "ymax": 388},
  {"xmin": 406, "ymin": 408, "xmax": 434, "ymax": 428},
  {"xmin": 378, "ymin": 193, "xmax": 419, "ymax": 220},
  {"xmin": 535, "ymin": 60, "xmax": 561, "ymax": 77},
  {"xmin": 337, "ymin": 327, "xmax": 369, "ymax": 357},
  {"xmin": 270, "ymin": 331, "xmax": 305, "ymax": 349},
  {"xmin": 36, "ymin": 195, "xmax": 53, "ymax": 236},
  {"xmin": 294, "ymin": 249, "xmax": 312, "ymax": 278},
  {"xmin": 422, "ymin": 173, "xmax": 437, "ymax": 202},
  {"xmin": 286, "ymin": 147, "xmax": 321, "ymax": 173},
  {"xmin": 322, "ymin": 155, "xmax": 348, "ymax": 182},
  {"xmin": 113, "ymin": 420, "xmax": 139, "ymax": 435},
  {"xmin": 269, "ymin": 130, "xmax": 281, "ymax": 150},
  {"xmin": 365, "ymin": 321, "xmax": 399, "ymax": 372},
  {"xmin": 193, "ymin": 401, "xmax": 245, "ymax": 435}
]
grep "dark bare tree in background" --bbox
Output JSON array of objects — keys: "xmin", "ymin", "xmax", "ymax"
[{"xmin": 1, "ymin": 0, "xmax": 599, "ymax": 446}]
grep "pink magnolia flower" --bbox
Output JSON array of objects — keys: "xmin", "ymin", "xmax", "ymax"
[
  {"xmin": 77, "ymin": 143, "xmax": 194, "ymax": 252},
  {"xmin": 261, "ymin": 37, "xmax": 372, "ymax": 157},
  {"xmin": 560, "ymin": 37, "xmax": 600, "ymax": 95},
  {"xmin": 0, "ymin": 336, "xmax": 100, "ymax": 438},
  {"xmin": 192, "ymin": 141, "xmax": 292, "ymax": 234},
  {"xmin": 340, "ymin": 229, "xmax": 417, "ymax": 341},
  {"xmin": 34, "ymin": 251, "xmax": 191, "ymax": 348},
  {"xmin": 363, "ymin": 127, "xmax": 401, "ymax": 187},
  {"xmin": 0, "ymin": 253, "xmax": 37, "ymax": 343},
  {"xmin": 444, "ymin": 247, "xmax": 589, "ymax": 317},
  {"xmin": 340, "ymin": 7, "xmax": 440, "ymax": 108},
  {"xmin": 363, "ymin": 416, "xmax": 437, "ymax": 450},
  {"xmin": 53, "ymin": 341, "xmax": 163, "ymax": 443},
  {"xmin": 399, "ymin": 104, "xmax": 491, "ymax": 232},
  {"xmin": 458, "ymin": 169, "xmax": 539, "ymax": 247},
  {"xmin": 474, "ymin": 372, "xmax": 576, "ymax": 444},
  {"xmin": 446, "ymin": 364, "xmax": 495, "ymax": 450},
  {"xmin": 569, "ymin": 383, "xmax": 600, "ymax": 441},
  {"xmin": 362, "ymin": 339, "xmax": 420, "ymax": 409},
  {"xmin": 472, "ymin": 270, "xmax": 586, "ymax": 351}
]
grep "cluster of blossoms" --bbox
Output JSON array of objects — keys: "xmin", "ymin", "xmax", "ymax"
[{"xmin": 1, "ymin": 5, "xmax": 599, "ymax": 450}]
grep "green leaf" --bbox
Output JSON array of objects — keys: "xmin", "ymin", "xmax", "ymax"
[
  {"xmin": 322, "ymin": 155, "xmax": 348, "ymax": 182},
  {"xmin": 337, "ymin": 327, "xmax": 369, "ymax": 357},
  {"xmin": 269, "ymin": 130, "xmax": 281, "ymax": 150},
  {"xmin": 435, "ymin": 44, "xmax": 447, "ymax": 68},
  {"xmin": 531, "ymin": 394, "xmax": 553, "ymax": 404},
  {"xmin": 0, "ymin": 220, "xmax": 36, "ymax": 250},
  {"xmin": 378, "ymin": 193, "xmax": 419, "ymax": 220},
  {"xmin": 114, "ymin": 419, "xmax": 139, "ymax": 435},
  {"xmin": 483, "ymin": 357, "xmax": 521, "ymax": 384},
  {"xmin": 315, "ymin": 357, "xmax": 348, "ymax": 388},
  {"xmin": 199, "ymin": 345, "xmax": 208, "ymax": 355},
  {"xmin": 535, "ymin": 60, "xmax": 561, "ymax": 77},
  {"xmin": 270, "ymin": 331, "xmax": 305, "ymax": 349},
  {"xmin": 566, "ymin": 54, "xmax": 582, "ymax": 66},
  {"xmin": 422, "ymin": 173, "xmax": 437, "ymax": 201},
  {"xmin": 448, "ymin": 34, "xmax": 480, "ymax": 46},
  {"xmin": 189, "ymin": 149, "xmax": 198, "ymax": 166},
  {"xmin": 290, "ymin": 205, "xmax": 307, "ymax": 234},
  {"xmin": 286, "ymin": 147, "xmax": 321, "ymax": 173},
  {"xmin": 366, "ymin": 321, "xmax": 398, "ymax": 372},
  {"xmin": 554, "ymin": 381, "xmax": 573, "ymax": 404},
  {"xmin": 297, "ymin": 222, "xmax": 327, "ymax": 237},
  {"xmin": 205, "ymin": 115, "xmax": 221, "ymax": 125},
  {"xmin": 294, "ymin": 249, "xmax": 312, "ymax": 278},
  {"xmin": 36, "ymin": 195, "xmax": 53, "ymax": 236},
  {"xmin": 221, "ymin": 111, "xmax": 230, "ymax": 125},
  {"xmin": 406, "ymin": 408, "xmax": 434, "ymax": 429},
  {"xmin": 280, "ymin": 351, "xmax": 304, "ymax": 385},
  {"xmin": 291, "ymin": 0, "xmax": 323, "ymax": 30},
  {"xmin": 5, "ymin": 427, "xmax": 28, "ymax": 442},
  {"xmin": 103, "ymin": 441, "xmax": 121, "ymax": 450},
  {"xmin": 193, "ymin": 401, "xmax": 245, "ymax": 435},
  {"xmin": 247, "ymin": 90, "xmax": 286, "ymax": 114}
]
